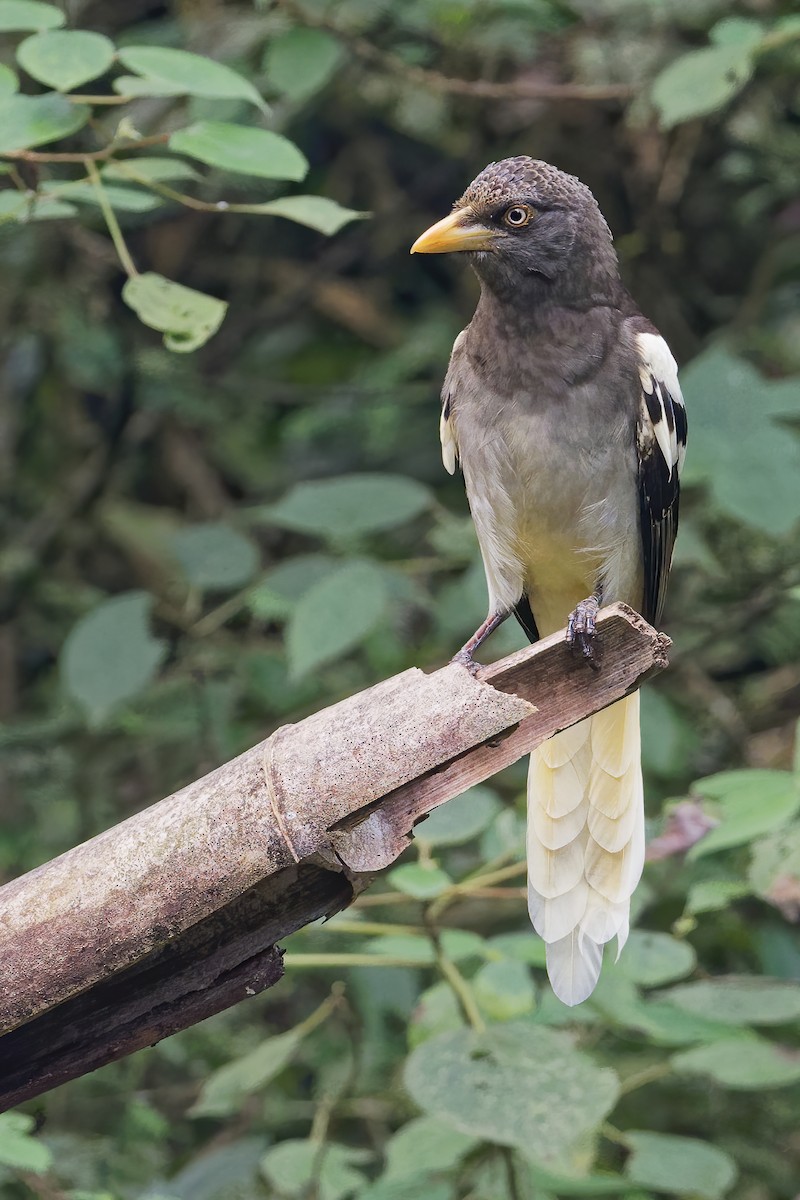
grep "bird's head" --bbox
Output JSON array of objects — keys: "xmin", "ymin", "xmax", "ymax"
[{"xmin": 411, "ymin": 157, "xmax": 618, "ymax": 304}]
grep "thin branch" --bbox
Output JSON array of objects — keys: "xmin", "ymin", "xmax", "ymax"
[
  {"xmin": 85, "ymin": 158, "xmax": 139, "ymax": 278},
  {"xmin": 275, "ymin": 0, "xmax": 632, "ymax": 102},
  {"xmin": 1, "ymin": 133, "xmax": 169, "ymax": 164}
]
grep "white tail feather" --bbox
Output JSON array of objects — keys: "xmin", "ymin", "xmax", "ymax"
[{"xmin": 527, "ymin": 693, "xmax": 644, "ymax": 1006}]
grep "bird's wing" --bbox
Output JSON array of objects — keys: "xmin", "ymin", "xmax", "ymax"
[
  {"xmin": 632, "ymin": 326, "xmax": 687, "ymax": 626},
  {"xmin": 440, "ymin": 389, "xmax": 458, "ymax": 475}
]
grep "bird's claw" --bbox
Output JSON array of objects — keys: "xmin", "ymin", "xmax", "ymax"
[
  {"xmin": 567, "ymin": 597, "xmax": 602, "ymax": 671},
  {"xmin": 451, "ymin": 646, "xmax": 481, "ymax": 676}
]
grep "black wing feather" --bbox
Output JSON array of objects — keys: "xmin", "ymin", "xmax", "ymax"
[{"xmin": 638, "ymin": 373, "xmax": 684, "ymax": 626}]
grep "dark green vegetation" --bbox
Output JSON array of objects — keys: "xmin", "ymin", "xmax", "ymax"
[{"xmin": 1, "ymin": 0, "xmax": 800, "ymax": 1197}]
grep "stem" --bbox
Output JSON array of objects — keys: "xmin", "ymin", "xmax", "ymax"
[
  {"xmin": 427, "ymin": 859, "xmax": 526, "ymax": 920},
  {"xmin": 85, "ymin": 158, "xmax": 138, "ymax": 278},
  {"xmin": 283, "ymin": 952, "xmax": 429, "ymax": 968},
  {"xmin": 293, "ymin": 982, "xmax": 345, "ymax": 1039},
  {"xmin": 2, "ymin": 133, "xmax": 169, "ymax": 164},
  {"xmin": 618, "ymin": 1062, "xmax": 672, "ymax": 1095},
  {"xmin": 322, "ymin": 919, "xmax": 423, "ymax": 937},
  {"xmin": 437, "ymin": 953, "xmax": 486, "ymax": 1033}
]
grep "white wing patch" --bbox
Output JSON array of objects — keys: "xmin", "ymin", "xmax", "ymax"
[
  {"xmin": 635, "ymin": 331, "xmax": 687, "ymax": 478},
  {"xmin": 440, "ymin": 393, "xmax": 458, "ymax": 475},
  {"xmin": 634, "ymin": 329, "xmax": 687, "ymax": 626}
]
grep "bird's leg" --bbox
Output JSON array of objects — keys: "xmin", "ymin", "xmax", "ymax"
[
  {"xmin": 567, "ymin": 591, "xmax": 602, "ymax": 671},
  {"xmin": 451, "ymin": 610, "xmax": 509, "ymax": 674}
]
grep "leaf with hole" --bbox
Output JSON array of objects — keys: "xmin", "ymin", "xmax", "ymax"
[
  {"xmin": 122, "ymin": 273, "xmax": 227, "ymax": 354},
  {"xmin": 170, "ymin": 121, "xmax": 307, "ymax": 181},
  {"xmin": 624, "ymin": 1132, "xmax": 737, "ymax": 1199},
  {"xmin": 0, "ymin": 92, "xmax": 89, "ymax": 152},
  {"xmin": 403, "ymin": 1023, "xmax": 618, "ymax": 1163},
  {"xmin": 60, "ymin": 591, "xmax": 165, "ymax": 725},
  {"xmin": 17, "ymin": 30, "xmax": 115, "ymax": 91},
  {"xmin": 117, "ymin": 45, "xmax": 267, "ymax": 110}
]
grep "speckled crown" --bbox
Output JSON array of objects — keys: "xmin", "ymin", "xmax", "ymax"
[{"xmin": 458, "ymin": 156, "xmax": 601, "ymax": 217}]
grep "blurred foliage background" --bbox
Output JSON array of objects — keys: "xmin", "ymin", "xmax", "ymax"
[{"xmin": 1, "ymin": 0, "xmax": 800, "ymax": 1198}]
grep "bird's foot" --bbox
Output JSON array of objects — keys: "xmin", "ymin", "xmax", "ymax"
[
  {"xmin": 567, "ymin": 596, "xmax": 602, "ymax": 671},
  {"xmin": 451, "ymin": 646, "xmax": 481, "ymax": 676}
]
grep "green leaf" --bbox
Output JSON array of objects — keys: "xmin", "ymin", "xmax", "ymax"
[
  {"xmin": 630, "ymin": 1000, "xmax": 736, "ymax": 1047},
  {"xmin": 685, "ymin": 878, "xmax": 751, "ymax": 915},
  {"xmin": 680, "ymin": 348, "xmax": 800, "ymax": 533},
  {"xmin": 662, "ymin": 976, "xmax": 800, "ymax": 1026},
  {"xmin": 262, "ymin": 473, "xmax": 432, "ymax": 540},
  {"xmin": 748, "ymin": 824, "xmax": 800, "ymax": 915},
  {"xmin": 651, "ymin": 42, "xmax": 756, "ymax": 128},
  {"xmin": 247, "ymin": 554, "xmax": 334, "ymax": 620},
  {"xmin": 0, "ymin": 92, "xmax": 89, "ymax": 153},
  {"xmin": 170, "ymin": 121, "xmax": 307, "ymax": 181},
  {"xmin": 263, "ymin": 27, "xmax": 345, "ymax": 101},
  {"xmin": 113, "ymin": 74, "xmax": 190, "ymax": 98},
  {"xmin": 243, "ymin": 194, "xmax": 366, "ymax": 235},
  {"xmin": 102, "ymin": 155, "xmax": 201, "ymax": 183},
  {"xmin": 190, "ymin": 1028, "xmax": 302, "ymax": 1117},
  {"xmin": 688, "ymin": 770, "xmax": 800, "ymax": 858},
  {"xmin": 416, "ymin": 785, "xmax": 501, "ymax": 847},
  {"xmin": 17, "ymin": 30, "xmax": 115, "ymax": 91},
  {"xmin": 117, "ymin": 45, "xmax": 267, "ymax": 111},
  {"xmin": 709, "ymin": 16, "xmax": 765, "ymax": 49},
  {"xmin": 122, "ymin": 273, "xmax": 227, "ymax": 354},
  {"xmin": 614, "ymin": 930, "xmax": 697, "ymax": 988},
  {"xmin": 526, "ymin": 1164, "xmax": 640, "ymax": 1196},
  {"xmin": 0, "ymin": 1112, "xmax": 53, "ymax": 1173},
  {"xmin": 0, "ymin": 189, "xmax": 77, "ymax": 222},
  {"xmin": 260, "ymin": 1141, "xmax": 369, "ymax": 1200},
  {"xmin": 368, "ymin": 930, "xmax": 484, "ymax": 966},
  {"xmin": 0, "ymin": 0, "xmax": 64, "ymax": 31},
  {"xmin": 285, "ymin": 559, "xmax": 387, "ymax": 678},
  {"xmin": 487, "ymin": 931, "xmax": 547, "ymax": 968},
  {"xmin": 172, "ymin": 522, "xmax": 259, "ymax": 591},
  {"xmin": 474, "ymin": 959, "xmax": 536, "ymax": 1021},
  {"xmin": 0, "ymin": 64, "xmax": 18, "ymax": 95},
  {"xmin": 625, "ymin": 1132, "xmax": 737, "ymax": 1199},
  {"xmin": 672, "ymin": 1034, "xmax": 800, "ymax": 1089},
  {"xmin": 40, "ymin": 179, "xmax": 165, "ymax": 212},
  {"xmin": 61, "ymin": 591, "xmax": 166, "ymax": 724},
  {"xmin": 409, "ymin": 981, "xmax": 464, "ymax": 1046},
  {"xmin": 403, "ymin": 1023, "xmax": 618, "ymax": 1164},
  {"xmin": 388, "ymin": 861, "xmax": 452, "ymax": 899},
  {"xmin": 382, "ymin": 1116, "xmax": 476, "ymax": 1182}
]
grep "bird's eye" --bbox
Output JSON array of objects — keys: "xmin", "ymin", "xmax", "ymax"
[{"xmin": 502, "ymin": 204, "xmax": 534, "ymax": 228}]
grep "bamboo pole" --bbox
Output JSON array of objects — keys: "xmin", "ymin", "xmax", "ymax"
[{"xmin": 0, "ymin": 604, "xmax": 668, "ymax": 1110}]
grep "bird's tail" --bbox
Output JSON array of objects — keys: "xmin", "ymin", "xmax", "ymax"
[{"xmin": 526, "ymin": 691, "xmax": 644, "ymax": 1006}]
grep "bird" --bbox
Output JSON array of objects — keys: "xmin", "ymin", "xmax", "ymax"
[{"xmin": 411, "ymin": 157, "xmax": 686, "ymax": 1005}]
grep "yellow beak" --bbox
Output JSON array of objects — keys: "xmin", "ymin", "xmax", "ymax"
[{"xmin": 410, "ymin": 207, "xmax": 501, "ymax": 254}]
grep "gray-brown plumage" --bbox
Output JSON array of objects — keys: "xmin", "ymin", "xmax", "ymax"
[{"xmin": 412, "ymin": 157, "xmax": 686, "ymax": 1004}]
